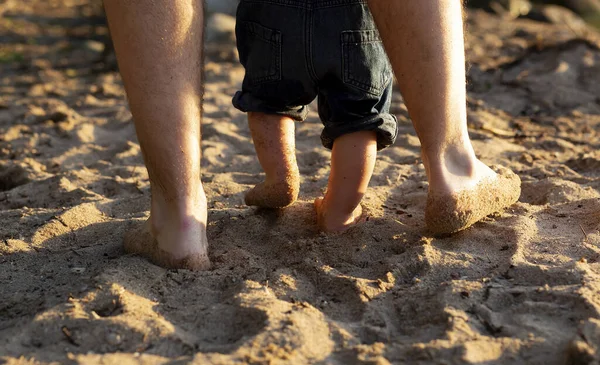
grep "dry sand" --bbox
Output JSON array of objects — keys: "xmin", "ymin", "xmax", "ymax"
[{"xmin": 1, "ymin": 1, "xmax": 600, "ymax": 364}]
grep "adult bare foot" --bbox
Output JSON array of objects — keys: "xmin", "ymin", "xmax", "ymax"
[
  {"xmin": 105, "ymin": 0, "xmax": 210, "ymax": 270},
  {"xmin": 314, "ymin": 196, "xmax": 364, "ymax": 233},
  {"xmin": 425, "ymin": 165, "xmax": 521, "ymax": 235},
  {"xmin": 244, "ymin": 172, "xmax": 300, "ymax": 208},
  {"xmin": 124, "ymin": 189, "xmax": 211, "ymax": 271},
  {"xmin": 368, "ymin": 0, "xmax": 521, "ymax": 234},
  {"xmin": 124, "ymin": 219, "xmax": 211, "ymax": 270}
]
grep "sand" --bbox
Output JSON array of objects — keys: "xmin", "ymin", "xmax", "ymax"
[{"xmin": 1, "ymin": 1, "xmax": 600, "ymax": 364}]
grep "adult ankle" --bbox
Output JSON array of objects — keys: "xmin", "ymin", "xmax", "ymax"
[
  {"xmin": 150, "ymin": 188, "xmax": 207, "ymax": 232},
  {"xmin": 424, "ymin": 141, "xmax": 477, "ymax": 176}
]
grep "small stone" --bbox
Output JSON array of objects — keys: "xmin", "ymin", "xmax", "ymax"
[
  {"xmin": 519, "ymin": 153, "xmax": 534, "ymax": 165},
  {"xmin": 106, "ymin": 332, "xmax": 122, "ymax": 346},
  {"xmin": 84, "ymin": 40, "xmax": 105, "ymax": 54}
]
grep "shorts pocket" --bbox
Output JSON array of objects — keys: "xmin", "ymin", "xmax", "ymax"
[
  {"xmin": 341, "ymin": 30, "xmax": 392, "ymax": 96},
  {"xmin": 236, "ymin": 21, "xmax": 282, "ymax": 85}
]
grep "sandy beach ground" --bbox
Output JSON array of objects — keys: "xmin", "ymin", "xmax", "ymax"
[{"xmin": 2, "ymin": 1, "xmax": 600, "ymax": 364}]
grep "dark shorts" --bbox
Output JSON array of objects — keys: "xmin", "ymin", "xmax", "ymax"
[{"xmin": 232, "ymin": 0, "xmax": 398, "ymax": 150}]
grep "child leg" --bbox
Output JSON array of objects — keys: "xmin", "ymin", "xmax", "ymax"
[
  {"xmin": 245, "ymin": 111, "xmax": 300, "ymax": 208},
  {"xmin": 314, "ymin": 130, "xmax": 377, "ymax": 232}
]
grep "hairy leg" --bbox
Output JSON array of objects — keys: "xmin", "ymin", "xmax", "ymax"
[
  {"xmin": 368, "ymin": 0, "xmax": 520, "ymax": 234},
  {"xmin": 104, "ymin": 0, "xmax": 210, "ymax": 269},
  {"xmin": 314, "ymin": 131, "xmax": 377, "ymax": 233},
  {"xmin": 245, "ymin": 112, "xmax": 300, "ymax": 208}
]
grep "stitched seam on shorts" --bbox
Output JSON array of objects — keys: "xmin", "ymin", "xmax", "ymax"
[
  {"xmin": 341, "ymin": 30, "xmax": 389, "ymax": 96},
  {"xmin": 341, "ymin": 43, "xmax": 379, "ymax": 94},
  {"xmin": 243, "ymin": 22, "xmax": 281, "ymax": 45},
  {"xmin": 305, "ymin": 8, "xmax": 319, "ymax": 83},
  {"xmin": 249, "ymin": 43, "xmax": 281, "ymax": 83},
  {"xmin": 341, "ymin": 29, "xmax": 381, "ymax": 43},
  {"xmin": 241, "ymin": 22, "xmax": 282, "ymax": 84}
]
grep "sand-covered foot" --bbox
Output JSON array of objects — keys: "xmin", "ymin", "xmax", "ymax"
[
  {"xmin": 425, "ymin": 165, "xmax": 521, "ymax": 235},
  {"xmin": 245, "ymin": 176, "xmax": 299, "ymax": 208},
  {"xmin": 124, "ymin": 219, "xmax": 211, "ymax": 271},
  {"xmin": 314, "ymin": 197, "xmax": 365, "ymax": 233}
]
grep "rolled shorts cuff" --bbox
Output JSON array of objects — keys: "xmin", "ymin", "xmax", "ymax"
[
  {"xmin": 232, "ymin": 91, "xmax": 308, "ymax": 121},
  {"xmin": 320, "ymin": 113, "xmax": 398, "ymax": 151}
]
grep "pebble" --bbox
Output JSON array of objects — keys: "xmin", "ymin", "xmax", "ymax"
[
  {"xmin": 106, "ymin": 332, "xmax": 122, "ymax": 346},
  {"xmin": 84, "ymin": 40, "xmax": 105, "ymax": 54}
]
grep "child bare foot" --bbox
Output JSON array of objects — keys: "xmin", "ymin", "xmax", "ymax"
[
  {"xmin": 244, "ymin": 112, "xmax": 300, "ymax": 209},
  {"xmin": 425, "ymin": 164, "xmax": 521, "ymax": 235},
  {"xmin": 314, "ymin": 131, "xmax": 377, "ymax": 233},
  {"xmin": 245, "ymin": 173, "xmax": 300, "ymax": 208},
  {"xmin": 314, "ymin": 197, "xmax": 364, "ymax": 233}
]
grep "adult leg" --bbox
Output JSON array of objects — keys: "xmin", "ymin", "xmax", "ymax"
[
  {"xmin": 245, "ymin": 112, "xmax": 300, "ymax": 208},
  {"xmin": 367, "ymin": 0, "xmax": 520, "ymax": 234},
  {"xmin": 104, "ymin": 0, "xmax": 210, "ymax": 269},
  {"xmin": 314, "ymin": 131, "xmax": 377, "ymax": 232}
]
